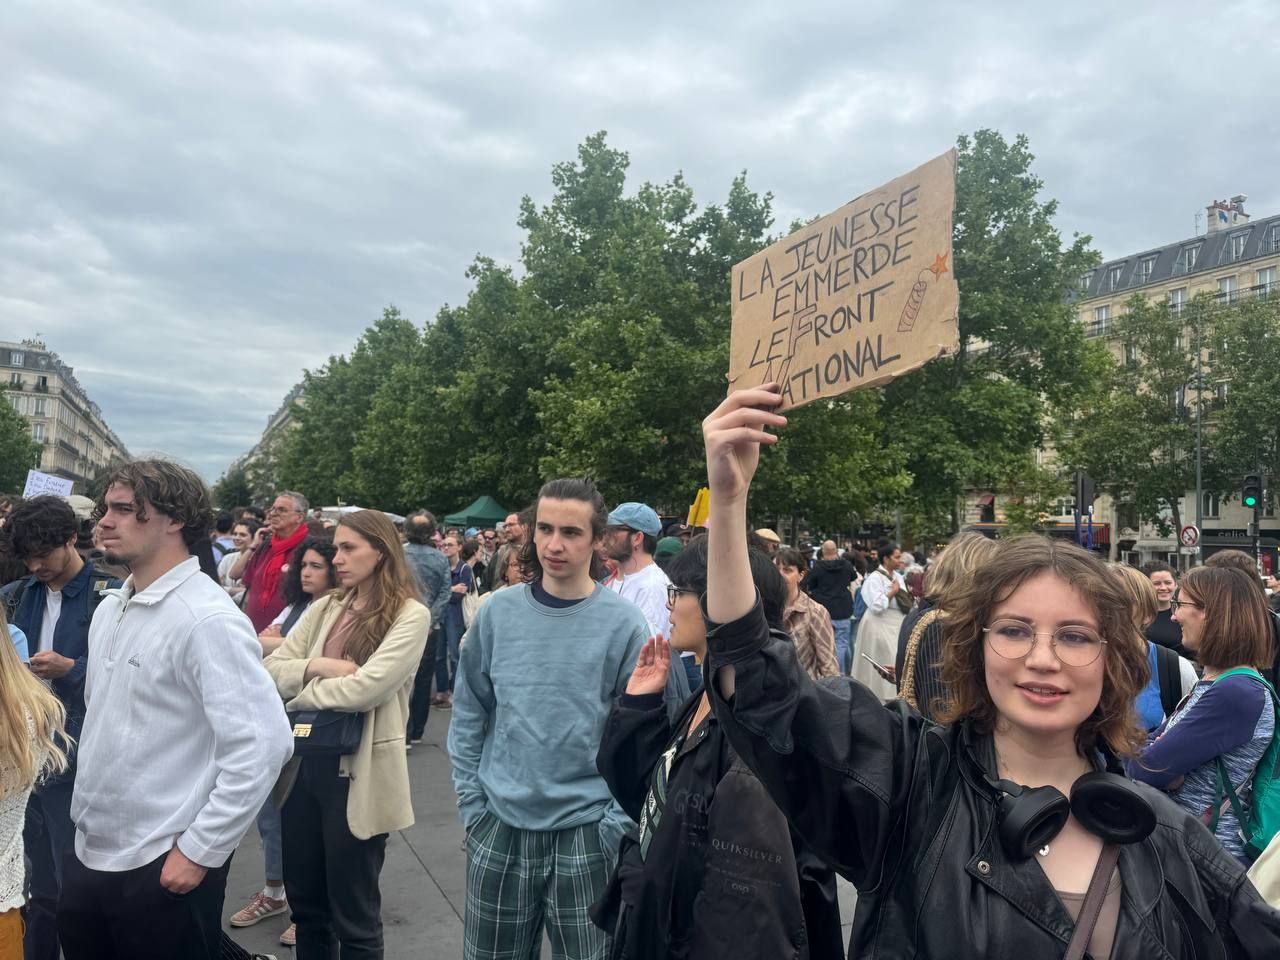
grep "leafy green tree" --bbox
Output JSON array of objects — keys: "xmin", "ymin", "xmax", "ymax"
[
  {"xmin": 212, "ymin": 463, "xmax": 254, "ymax": 511},
  {"xmin": 0, "ymin": 388, "xmax": 42, "ymax": 493},
  {"xmin": 882, "ymin": 130, "xmax": 1105, "ymax": 531},
  {"xmin": 277, "ymin": 306, "xmax": 421, "ymax": 505},
  {"xmin": 1208, "ymin": 294, "xmax": 1280, "ymax": 494},
  {"xmin": 1065, "ymin": 294, "xmax": 1218, "ymax": 537}
]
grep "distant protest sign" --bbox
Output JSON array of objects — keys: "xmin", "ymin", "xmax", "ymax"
[
  {"xmin": 729, "ymin": 150, "xmax": 960, "ymax": 410},
  {"xmin": 22, "ymin": 469, "xmax": 74, "ymax": 499}
]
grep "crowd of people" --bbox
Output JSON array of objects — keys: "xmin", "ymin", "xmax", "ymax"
[{"xmin": 0, "ymin": 386, "xmax": 1278, "ymax": 957}]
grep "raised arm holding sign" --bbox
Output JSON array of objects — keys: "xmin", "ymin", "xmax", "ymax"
[{"xmin": 729, "ymin": 150, "xmax": 961, "ymax": 409}]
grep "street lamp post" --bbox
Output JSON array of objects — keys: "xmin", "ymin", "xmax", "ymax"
[{"xmin": 1194, "ymin": 311, "xmax": 1203, "ymax": 570}]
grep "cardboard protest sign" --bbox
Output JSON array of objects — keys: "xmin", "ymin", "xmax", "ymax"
[
  {"xmin": 729, "ymin": 150, "xmax": 960, "ymax": 410},
  {"xmin": 22, "ymin": 469, "xmax": 74, "ymax": 499}
]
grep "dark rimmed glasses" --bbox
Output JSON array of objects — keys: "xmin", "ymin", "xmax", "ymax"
[
  {"xmin": 666, "ymin": 584, "xmax": 699, "ymax": 606},
  {"xmin": 1169, "ymin": 597, "xmax": 1204, "ymax": 612},
  {"xmin": 983, "ymin": 619, "xmax": 1108, "ymax": 667}
]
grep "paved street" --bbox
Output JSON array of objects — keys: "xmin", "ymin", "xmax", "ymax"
[{"xmin": 224, "ymin": 708, "xmax": 856, "ymax": 958}]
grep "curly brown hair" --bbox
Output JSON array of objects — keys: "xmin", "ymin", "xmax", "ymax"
[
  {"xmin": 94, "ymin": 459, "xmax": 213, "ymax": 550},
  {"xmin": 937, "ymin": 536, "xmax": 1150, "ymax": 758}
]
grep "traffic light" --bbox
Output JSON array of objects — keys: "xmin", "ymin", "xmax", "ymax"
[
  {"xmin": 1242, "ymin": 473, "xmax": 1263, "ymax": 509},
  {"xmin": 1073, "ymin": 471, "xmax": 1096, "ymax": 513}
]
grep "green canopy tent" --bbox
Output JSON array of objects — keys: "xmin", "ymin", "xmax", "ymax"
[{"xmin": 443, "ymin": 495, "xmax": 510, "ymax": 529}]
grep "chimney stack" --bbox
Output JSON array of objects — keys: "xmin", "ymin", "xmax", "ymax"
[{"xmin": 1207, "ymin": 195, "xmax": 1250, "ymax": 234}]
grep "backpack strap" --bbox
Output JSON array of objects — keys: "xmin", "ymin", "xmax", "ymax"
[
  {"xmin": 1154, "ymin": 643, "xmax": 1182, "ymax": 719},
  {"xmin": 1206, "ymin": 668, "xmax": 1279, "ymax": 836},
  {"xmin": 2, "ymin": 578, "xmax": 29, "ymax": 621}
]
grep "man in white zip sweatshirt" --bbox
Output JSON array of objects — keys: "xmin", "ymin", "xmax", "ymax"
[{"xmin": 57, "ymin": 460, "xmax": 294, "ymax": 960}]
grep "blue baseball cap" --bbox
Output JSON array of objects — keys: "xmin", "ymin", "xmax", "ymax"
[
  {"xmin": 607, "ymin": 502, "xmax": 662, "ymax": 538},
  {"xmin": 465, "ymin": 527, "xmax": 479, "ymax": 537}
]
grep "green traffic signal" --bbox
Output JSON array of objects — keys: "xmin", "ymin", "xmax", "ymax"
[{"xmin": 1242, "ymin": 473, "xmax": 1263, "ymax": 509}]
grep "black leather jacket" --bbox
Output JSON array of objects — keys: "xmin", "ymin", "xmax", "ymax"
[{"xmin": 705, "ymin": 598, "xmax": 1280, "ymax": 959}]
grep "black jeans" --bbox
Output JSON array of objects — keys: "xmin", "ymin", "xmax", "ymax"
[
  {"xmin": 57, "ymin": 849, "xmax": 230, "ymax": 960},
  {"xmin": 22, "ymin": 778, "xmax": 75, "ymax": 960},
  {"xmin": 282, "ymin": 755, "xmax": 388, "ymax": 959},
  {"xmin": 406, "ymin": 627, "xmax": 439, "ymax": 740}
]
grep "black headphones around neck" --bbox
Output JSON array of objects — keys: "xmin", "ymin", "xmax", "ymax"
[{"xmin": 985, "ymin": 770, "xmax": 1157, "ymax": 860}]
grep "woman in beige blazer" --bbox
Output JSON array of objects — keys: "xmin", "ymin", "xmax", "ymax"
[{"xmin": 264, "ymin": 509, "xmax": 428, "ymax": 960}]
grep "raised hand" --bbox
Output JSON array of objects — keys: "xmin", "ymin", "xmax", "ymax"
[
  {"xmin": 625, "ymin": 634, "xmax": 672, "ymax": 696},
  {"xmin": 702, "ymin": 385, "xmax": 787, "ymax": 505}
]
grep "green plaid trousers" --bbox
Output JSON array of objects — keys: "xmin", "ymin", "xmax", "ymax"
[{"xmin": 464, "ymin": 812, "xmax": 612, "ymax": 960}]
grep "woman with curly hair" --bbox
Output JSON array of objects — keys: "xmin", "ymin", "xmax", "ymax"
[{"xmin": 697, "ymin": 385, "xmax": 1280, "ymax": 958}]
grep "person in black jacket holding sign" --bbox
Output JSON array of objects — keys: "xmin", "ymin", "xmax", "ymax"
[
  {"xmin": 698, "ymin": 384, "xmax": 1280, "ymax": 959},
  {"xmin": 593, "ymin": 538, "xmax": 842, "ymax": 959}
]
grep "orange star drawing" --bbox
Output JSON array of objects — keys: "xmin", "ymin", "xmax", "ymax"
[{"xmin": 928, "ymin": 253, "xmax": 949, "ymax": 278}]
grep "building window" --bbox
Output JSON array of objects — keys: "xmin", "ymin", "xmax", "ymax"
[
  {"xmin": 1124, "ymin": 342, "xmax": 1139, "ymax": 365},
  {"xmin": 1229, "ymin": 232, "xmax": 1248, "ymax": 262},
  {"xmin": 1258, "ymin": 266, "xmax": 1276, "ymax": 297},
  {"xmin": 1106, "ymin": 266, "xmax": 1123, "ymax": 291},
  {"xmin": 1171, "ymin": 386, "xmax": 1186, "ymax": 412},
  {"xmin": 10, "ymin": 352, "xmax": 23, "ymax": 366},
  {"xmin": 1175, "ymin": 243, "xmax": 1201, "ymax": 274},
  {"xmin": 1168, "ymin": 287, "xmax": 1187, "ymax": 316},
  {"xmin": 1079, "ymin": 271, "xmax": 1094, "ymax": 292},
  {"xmin": 1265, "ymin": 495, "xmax": 1276, "ymax": 519},
  {"xmin": 1135, "ymin": 256, "xmax": 1156, "ymax": 285},
  {"xmin": 33, "ymin": 398, "xmax": 46, "ymax": 417},
  {"xmin": 1214, "ymin": 382, "xmax": 1229, "ymax": 405},
  {"xmin": 1217, "ymin": 276, "xmax": 1237, "ymax": 303},
  {"xmin": 1117, "ymin": 503, "xmax": 1139, "ymax": 530},
  {"xmin": 1201, "ymin": 492, "xmax": 1219, "ymax": 519},
  {"xmin": 1092, "ymin": 304, "xmax": 1111, "ymax": 337},
  {"xmin": 1054, "ymin": 497, "xmax": 1076, "ymax": 517},
  {"xmin": 31, "ymin": 423, "xmax": 44, "ymax": 442},
  {"xmin": 1268, "ymin": 224, "xmax": 1280, "ymax": 254},
  {"xmin": 8, "ymin": 372, "xmax": 20, "ymax": 387}
]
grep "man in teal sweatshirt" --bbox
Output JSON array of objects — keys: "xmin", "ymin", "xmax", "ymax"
[{"xmin": 449, "ymin": 477, "xmax": 649, "ymax": 960}]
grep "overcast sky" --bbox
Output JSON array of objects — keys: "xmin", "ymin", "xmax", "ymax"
[{"xmin": 4, "ymin": 1, "xmax": 1278, "ymax": 482}]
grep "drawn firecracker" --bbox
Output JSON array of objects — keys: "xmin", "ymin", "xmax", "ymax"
[{"xmin": 898, "ymin": 253, "xmax": 950, "ymax": 333}]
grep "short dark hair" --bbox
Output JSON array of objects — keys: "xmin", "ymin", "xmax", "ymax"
[
  {"xmin": 96, "ymin": 459, "xmax": 213, "ymax": 550},
  {"xmin": 520, "ymin": 478, "xmax": 607, "ymax": 582},
  {"xmin": 668, "ymin": 537, "xmax": 788, "ymax": 631},
  {"xmin": 283, "ymin": 536, "xmax": 337, "ymax": 606},
  {"xmin": 244, "ymin": 505, "xmax": 266, "ymax": 523},
  {"xmin": 1140, "ymin": 561, "xmax": 1176, "ymax": 580},
  {"xmin": 876, "ymin": 539, "xmax": 899, "ymax": 559},
  {"xmin": 233, "ymin": 516, "xmax": 262, "ymax": 538},
  {"xmin": 0, "ymin": 496, "xmax": 79, "ymax": 561},
  {"xmin": 461, "ymin": 539, "xmax": 482, "ymax": 562},
  {"xmin": 774, "ymin": 547, "xmax": 807, "ymax": 571},
  {"xmin": 214, "ymin": 511, "xmax": 234, "ymax": 535},
  {"xmin": 405, "ymin": 510, "xmax": 438, "ymax": 544}
]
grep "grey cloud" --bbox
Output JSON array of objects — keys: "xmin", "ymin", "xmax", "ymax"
[{"xmin": 2, "ymin": 1, "xmax": 1277, "ymax": 482}]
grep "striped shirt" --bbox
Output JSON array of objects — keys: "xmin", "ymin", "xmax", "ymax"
[{"xmin": 1129, "ymin": 671, "xmax": 1274, "ymax": 862}]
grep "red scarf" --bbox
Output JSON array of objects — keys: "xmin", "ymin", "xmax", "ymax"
[{"xmin": 250, "ymin": 523, "xmax": 307, "ymax": 620}]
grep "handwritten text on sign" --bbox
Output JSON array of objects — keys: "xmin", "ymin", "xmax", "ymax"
[
  {"xmin": 729, "ymin": 150, "xmax": 960, "ymax": 410},
  {"xmin": 22, "ymin": 469, "xmax": 74, "ymax": 499}
]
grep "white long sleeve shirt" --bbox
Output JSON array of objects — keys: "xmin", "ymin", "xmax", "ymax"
[
  {"xmin": 860, "ymin": 567, "xmax": 906, "ymax": 615},
  {"xmin": 72, "ymin": 557, "xmax": 293, "ymax": 872}
]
